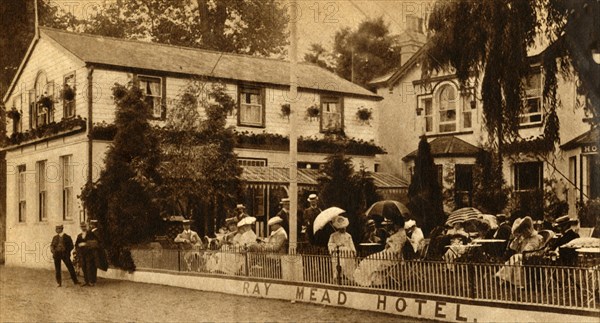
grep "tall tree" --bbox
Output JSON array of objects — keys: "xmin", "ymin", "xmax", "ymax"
[
  {"xmin": 81, "ymin": 83, "xmax": 162, "ymax": 271},
  {"xmin": 317, "ymin": 153, "xmax": 381, "ymax": 245},
  {"xmin": 304, "ymin": 43, "xmax": 333, "ymax": 71},
  {"xmin": 424, "ymin": 0, "xmax": 599, "ymax": 164},
  {"xmin": 332, "ymin": 17, "xmax": 401, "ymax": 88},
  {"xmin": 83, "ymin": 0, "xmax": 288, "ymax": 56},
  {"xmin": 156, "ymin": 79, "xmax": 242, "ymax": 235},
  {"xmin": 407, "ymin": 137, "xmax": 445, "ymax": 236}
]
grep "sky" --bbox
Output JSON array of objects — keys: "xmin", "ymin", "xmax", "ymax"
[{"xmin": 46, "ymin": 0, "xmax": 435, "ymax": 55}]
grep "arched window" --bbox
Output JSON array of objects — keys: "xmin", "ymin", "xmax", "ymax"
[
  {"xmin": 33, "ymin": 71, "xmax": 53, "ymax": 127},
  {"xmin": 438, "ymin": 85, "xmax": 457, "ymax": 133}
]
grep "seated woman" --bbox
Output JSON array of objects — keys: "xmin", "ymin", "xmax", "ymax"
[
  {"xmin": 328, "ymin": 216, "xmax": 356, "ymax": 281},
  {"xmin": 206, "ymin": 217, "xmax": 257, "ymax": 275},
  {"xmin": 495, "ymin": 216, "xmax": 543, "ymax": 288},
  {"xmin": 442, "ymin": 222, "xmax": 471, "ymax": 265},
  {"xmin": 353, "ymin": 216, "xmax": 407, "ymax": 287}
]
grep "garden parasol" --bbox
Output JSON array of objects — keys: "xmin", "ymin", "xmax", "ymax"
[
  {"xmin": 313, "ymin": 207, "xmax": 346, "ymax": 234},
  {"xmin": 365, "ymin": 200, "xmax": 410, "ymax": 222},
  {"xmin": 446, "ymin": 207, "xmax": 482, "ymax": 226}
]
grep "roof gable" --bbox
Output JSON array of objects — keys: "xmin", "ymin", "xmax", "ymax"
[{"xmin": 39, "ymin": 27, "xmax": 380, "ymax": 100}]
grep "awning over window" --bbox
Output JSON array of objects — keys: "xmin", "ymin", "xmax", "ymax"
[
  {"xmin": 560, "ymin": 126, "xmax": 599, "ymax": 152},
  {"xmin": 403, "ymin": 136, "xmax": 480, "ymax": 161},
  {"xmin": 241, "ymin": 166, "xmax": 408, "ymax": 193}
]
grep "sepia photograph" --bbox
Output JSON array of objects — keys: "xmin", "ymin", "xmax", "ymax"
[{"xmin": 0, "ymin": 0, "xmax": 599, "ymax": 322}]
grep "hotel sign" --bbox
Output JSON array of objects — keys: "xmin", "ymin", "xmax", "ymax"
[{"xmin": 582, "ymin": 144, "xmax": 598, "ymax": 155}]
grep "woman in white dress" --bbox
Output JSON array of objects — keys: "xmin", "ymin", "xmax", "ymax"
[
  {"xmin": 207, "ymin": 217, "xmax": 257, "ymax": 275},
  {"xmin": 353, "ymin": 216, "xmax": 407, "ymax": 287},
  {"xmin": 328, "ymin": 216, "xmax": 356, "ymax": 281}
]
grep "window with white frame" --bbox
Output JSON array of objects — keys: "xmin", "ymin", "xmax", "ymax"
[
  {"xmin": 63, "ymin": 73, "xmax": 76, "ymax": 118},
  {"xmin": 320, "ymin": 96, "xmax": 343, "ymax": 132},
  {"xmin": 37, "ymin": 160, "xmax": 47, "ymax": 221},
  {"xmin": 461, "ymin": 94, "xmax": 473, "ymax": 130},
  {"xmin": 18, "ymin": 165, "xmax": 26, "ymax": 222},
  {"xmin": 34, "ymin": 72, "xmax": 53, "ymax": 127},
  {"xmin": 61, "ymin": 155, "xmax": 73, "ymax": 220},
  {"xmin": 139, "ymin": 76, "xmax": 163, "ymax": 119},
  {"xmin": 520, "ymin": 71, "xmax": 543, "ymax": 125},
  {"xmin": 438, "ymin": 85, "xmax": 457, "ymax": 133},
  {"xmin": 238, "ymin": 86, "xmax": 264, "ymax": 127}
]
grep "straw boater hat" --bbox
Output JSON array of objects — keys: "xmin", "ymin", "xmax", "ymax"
[
  {"xmin": 332, "ymin": 216, "xmax": 349, "ymax": 229},
  {"xmin": 236, "ymin": 204, "xmax": 246, "ymax": 209},
  {"xmin": 237, "ymin": 216, "xmax": 256, "ymax": 227},
  {"xmin": 307, "ymin": 194, "xmax": 318, "ymax": 202},
  {"xmin": 182, "ymin": 219, "xmax": 191, "ymax": 225},
  {"xmin": 268, "ymin": 216, "xmax": 283, "ymax": 226},
  {"xmin": 553, "ymin": 215, "xmax": 578, "ymax": 228},
  {"xmin": 280, "ymin": 198, "xmax": 290, "ymax": 204},
  {"xmin": 366, "ymin": 219, "xmax": 376, "ymax": 227}
]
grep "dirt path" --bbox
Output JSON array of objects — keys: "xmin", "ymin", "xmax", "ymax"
[{"xmin": 0, "ymin": 266, "xmax": 433, "ymax": 322}]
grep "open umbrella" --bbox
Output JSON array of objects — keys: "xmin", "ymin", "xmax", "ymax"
[
  {"xmin": 313, "ymin": 207, "xmax": 345, "ymax": 234},
  {"xmin": 365, "ymin": 200, "xmax": 410, "ymax": 222},
  {"xmin": 446, "ymin": 207, "xmax": 482, "ymax": 226}
]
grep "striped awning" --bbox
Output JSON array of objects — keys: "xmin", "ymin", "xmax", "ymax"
[{"xmin": 241, "ymin": 166, "xmax": 408, "ymax": 192}]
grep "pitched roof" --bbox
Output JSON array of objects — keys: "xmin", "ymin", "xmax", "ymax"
[
  {"xmin": 241, "ymin": 166, "xmax": 408, "ymax": 190},
  {"xmin": 39, "ymin": 27, "xmax": 380, "ymax": 100},
  {"xmin": 560, "ymin": 126, "xmax": 598, "ymax": 151},
  {"xmin": 403, "ymin": 136, "xmax": 481, "ymax": 161},
  {"xmin": 368, "ymin": 45, "xmax": 425, "ymax": 87}
]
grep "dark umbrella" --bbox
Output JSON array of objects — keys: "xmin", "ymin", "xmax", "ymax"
[{"xmin": 365, "ymin": 200, "xmax": 410, "ymax": 222}]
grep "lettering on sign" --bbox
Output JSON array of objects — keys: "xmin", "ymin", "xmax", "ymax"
[
  {"xmin": 582, "ymin": 144, "xmax": 598, "ymax": 154},
  {"xmin": 242, "ymin": 282, "xmax": 271, "ymax": 296},
  {"xmin": 295, "ymin": 287, "xmax": 347, "ymax": 305}
]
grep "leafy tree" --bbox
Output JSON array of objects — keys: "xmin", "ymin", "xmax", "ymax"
[
  {"xmin": 156, "ymin": 79, "xmax": 242, "ymax": 235},
  {"xmin": 472, "ymin": 149, "xmax": 509, "ymax": 215},
  {"xmin": 81, "ymin": 83, "xmax": 162, "ymax": 271},
  {"xmin": 332, "ymin": 17, "xmax": 401, "ymax": 88},
  {"xmin": 82, "ymin": 0, "xmax": 288, "ymax": 56},
  {"xmin": 424, "ymin": 0, "xmax": 599, "ymax": 163},
  {"xmin": 407, "ymin": 136, "xmax": 445, "ymax": 236},
  {"xmin": 304, "ymin": 43, "xmax": 333, "ymax": 71},
  {"xmin": 317, "ymin": 153, "xmax": 381, "ymax": 245}
]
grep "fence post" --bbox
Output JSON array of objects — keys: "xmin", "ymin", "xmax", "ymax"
[
  {"xmin": 177, "ymin": 249, "xmax": 181, "ymax": 272},
  {"xmin": 336, "ymin": 247, "xmax": 342, "ymax": 285},
  {"xmin": 467, "ymin": 262, "xmax": 475, "ymax": 298},
  {"xmin": 244, "ymin": 250, "xmax": 249, "ymax": 277}
]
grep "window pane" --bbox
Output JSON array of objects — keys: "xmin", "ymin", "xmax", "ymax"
[
  {"xmin": 425, "ymin": 116, "xmax": 432, "ymax": 132},
  {"xmin": 240, "ymin": 104, "xmax": 262, "ymax": 125},
  {"xmin": 463, "ymin": 111, "xmax": 472, "ymax": 129},
  {"xmin": 455, "ymin": 165, "xmax": 473, "ymax": 191},
  {"xmin": 439, "ymin": 123, "xmax": 456, "ymax": 133},
  {"xmin": 424, "ymin": 99, "xmax": 432, "ymax": 115},
  {"xmin": 515, "ymin": 162, "xmax": 542, "ymax": 190}
]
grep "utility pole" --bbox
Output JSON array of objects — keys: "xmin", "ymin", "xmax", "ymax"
[{"xmin": 288, "ymin": 0, "xmax": 298, "ymax": 254}]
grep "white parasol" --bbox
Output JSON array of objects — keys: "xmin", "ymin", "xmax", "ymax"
[{"xmin": 313, "ymin": 207, "xmax": 346, "ymax": 234}]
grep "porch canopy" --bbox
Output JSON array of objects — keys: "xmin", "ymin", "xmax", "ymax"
[
  {"xmin": 402, "ymin": 136, "xmax": 481, "ymax": 161},
  {"xmin": 560, "ymin": 126, "xmax": 599, "ymax": 152},
  {"xmin": 241, "ymin": 166, "xmax": 408, "ymax": 194}
]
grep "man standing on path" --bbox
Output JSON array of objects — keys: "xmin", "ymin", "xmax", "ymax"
[
  {"xmin": 75, "ymin": 222, "xmax": 99, "ymax": 286},
  {"xmin": 89, "ymin": 219, "xmax": 109, "ymax": 272},
  {"xmin": 50, "ymin": 225, "xmax": 79, "ymax": 287}
]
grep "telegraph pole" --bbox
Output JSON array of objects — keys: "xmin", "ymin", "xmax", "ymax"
[{"xmin": 288, "ymin": 0, "xmax": 298, "ymax": 254}]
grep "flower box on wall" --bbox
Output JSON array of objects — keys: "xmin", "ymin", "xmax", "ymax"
[
  {"xmin": 306, "ymin": 104, "xmax": 320, "ymax": 120},
  {"xmin": 356, "ymin": 107, "xmax": 373, "ymax": 124}
]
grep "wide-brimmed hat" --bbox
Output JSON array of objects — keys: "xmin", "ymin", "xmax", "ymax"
[
  {"xmin": 404, "ymin": 220, "xmax": 417, "ymax": 230},
  {"xmin": 553, "ymin": 215, "xmax": 578, "ymax": 228},
  {"xmin": 332, "ymin": 216, "xmax": 349, "ymax": 229},
  {"xmin": 307, "ymin": 194, "xmax": 318, "ymax": 202},
  {"xmin": 236, "ymin": 204, "xmax": 246, "ymax": 209},
  {"xmin": 237, "ymin": 216, "xmax": 257, "ymax": 227},
  {"xmin": 268, "ymin": 216, "xmax": 283, "ymax": 226},
  {"xmin": 512, "ymin": 216, "xmax": 534, "ymax": 235}
]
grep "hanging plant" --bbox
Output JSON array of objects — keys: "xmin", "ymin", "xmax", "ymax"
[
  {"xmin": 306, "ymin": 104, "xmax": 320, "ymax": 119},
  {"xmin": 356, "ymin": 107, "xmax": 373, "ymax": 124},
  {"xmin": 60, "ymin": 84, "xmax": 76, "ymax": 101},
  {"xmin": 280, "ymin": 103, "xmax": 291, "ymax": 118},
  {"xmin": 7, "ymin": 108, "xmax": 21, "ymax": 120},
  {"xmin": 37, "ymin": 94, "xmax": 54, "ymax": 110}
]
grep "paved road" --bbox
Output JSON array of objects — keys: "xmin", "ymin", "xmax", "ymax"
[{"xmin": 1, "ymin": 266, "xmax": 433, "ymax": 322}]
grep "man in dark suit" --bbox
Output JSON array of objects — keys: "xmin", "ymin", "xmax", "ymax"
[
  {"xmin": 89, "ymin": 219, "xmax": 109, "ymax": 272},
  {"xmin": 302, "ymin": 194, "xmax": 322, "ymax": 246},
  {"xmin": 51, "ymin": 225, "xmax": 79, "ymax": 287},
  {"xmin": 75, "ymin": 222, "xmax": 99, "ymax": 286},
  {"xmin": 549, "ymin": 215, "xmax": 580, "ymax": 250}
]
